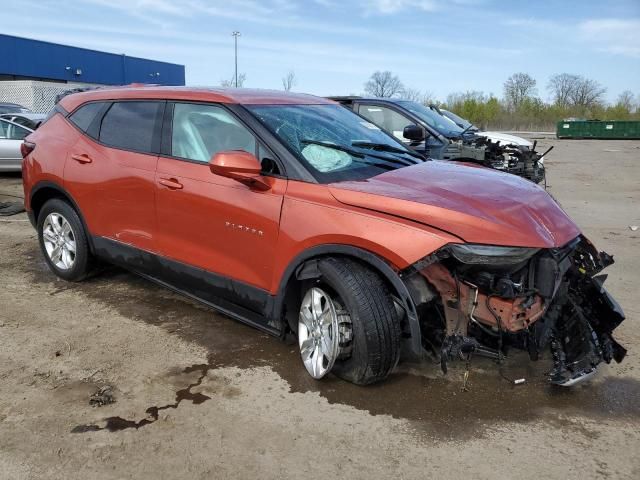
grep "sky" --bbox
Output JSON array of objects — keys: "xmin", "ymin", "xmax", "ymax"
[{"xmin": 3, "ymin": 0, "xmax": 640, "ymax": 103}]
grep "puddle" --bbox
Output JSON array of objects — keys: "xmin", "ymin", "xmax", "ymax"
[
  {"xmin": 72, "ymin": 363, "xmax": 212, "ymax": 433},
  {"xmin": 22, "ymin": 246, "xmax": 640, "ymax": 439}
]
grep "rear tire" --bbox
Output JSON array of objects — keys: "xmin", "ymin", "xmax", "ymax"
[
  {"xmin": 297, "ymin": 257, "xmax": 401, "ymax": 385},
  {"xmin": 37, "ymin": 198, "xmax": 93, "ymax": 282}
]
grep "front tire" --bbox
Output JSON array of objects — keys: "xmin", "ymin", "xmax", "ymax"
[
  {"xmin": 297, "ymin": 258, "xmax": 401, "ymax": 385},
  {"xmin": 37, "ymin": 199, "xmax": 93, "ymax": 282}
]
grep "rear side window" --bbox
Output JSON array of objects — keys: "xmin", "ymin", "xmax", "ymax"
[
  {"xmin": 69, "ymin": 102, "xmax": 104, "ymax": 132},
  {"xmin": 99, "ymin": 101, "xmax": 162, "ymax": 153}
]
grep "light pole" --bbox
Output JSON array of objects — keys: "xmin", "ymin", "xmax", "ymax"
[{"xmin": 232, "ymin": 31, "xmax": 241, "ymax": 87}]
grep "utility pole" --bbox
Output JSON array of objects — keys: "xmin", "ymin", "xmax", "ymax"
[{"xmin": 232, "ymin": 31, "xmax": 241, "ymax": 88}]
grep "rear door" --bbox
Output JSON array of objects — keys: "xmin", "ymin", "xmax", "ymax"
[
  {"xmin": 64, "ymin": 100, "xmax": 164, "ymax": 252},
  {"xmin": 154, "ymin": 102, "xmax": 287, "ymax": 302}
]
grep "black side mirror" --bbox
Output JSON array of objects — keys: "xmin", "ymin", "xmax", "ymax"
[{"xmin": 403, "ymin": 124, "xmax": 425, "ymax": 141}]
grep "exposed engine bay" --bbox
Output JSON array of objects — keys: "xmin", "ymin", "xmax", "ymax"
[
  {"xmin": 402, "ymin": 236, "xmax": 626, "ymax": 387},
  {"xmin": 442, "ymin": 137, "xmax": 550, "ymax": 184}
]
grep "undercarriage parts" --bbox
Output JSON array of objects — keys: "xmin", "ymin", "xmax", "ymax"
[
  {"xmin": 407, "ymin": 236, "xmax": 627, "ymax": 387},
  {"xmin": 447, "ymin": 136, "xmax": 549, "ymax": 184}
]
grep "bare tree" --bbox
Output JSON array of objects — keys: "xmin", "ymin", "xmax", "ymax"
[
  {"xmin": 570, "ymin": 77, "xmax": 606, "ymax": 108},
  {"xmin": 447, "ymin": 90, "xmax": 487, "ymax": 106},
  {"xmin": 503, "ymin": 73, "xmax": 537, "ymax": 109},
  {"xmin": 402, "ymin": 87, "xmax": 436, "ymax": 105},
  {"xmin": 282, "ymin": 71, "xmax": 297, "ymax": 91},
  {"xmin": 220, "ymin": 73, "xmax": 246, "ymax": 88},
  {"xmin": 364, "ymin": 71, "xmax": 404, "ymax": 98},
  {"xmin": 616, "ymin": 90, "xmax": 635, "ymax": 112},
  {"xmin": 547, "ymin": 73, "xmax": 580, "ymax": 107}
]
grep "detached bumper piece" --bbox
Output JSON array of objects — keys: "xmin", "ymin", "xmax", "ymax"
[
  {"xmin": 411, "ymin": 236, "xmax": 627, "ymax": 387},
  {"xmin": 542, "ymin": 275, "xmax": 626, "ymax": 387}
]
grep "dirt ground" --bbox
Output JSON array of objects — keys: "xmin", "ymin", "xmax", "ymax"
[{"xmin": 1, "ymin": 138, "xmax": 639, "ymax": 480}]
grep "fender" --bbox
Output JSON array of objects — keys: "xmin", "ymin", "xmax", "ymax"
[
  {"xmin": 29, "ymin": 180, "xmax": 96, "ymax": 253},
  {"xmin": 270, "ymin": 244, "xmax": 423, "ymax": 359}
]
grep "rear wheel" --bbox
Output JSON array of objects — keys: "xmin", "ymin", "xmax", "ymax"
[
  {"xmin": 297, "ymin": 258, "xmax": 401, "ymax": 385},
  {"xmin": 37, "ymin": 199, "xmax": 93, "ymax": 282}
]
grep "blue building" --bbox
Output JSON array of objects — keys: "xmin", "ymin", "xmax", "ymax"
[
  {"xmin": 0, "ymin": 34, "xmax": 185, "ymax": 86},
  {"xmin": 0, "ymin": 34, "xmax": 185, "ymax": 112}
]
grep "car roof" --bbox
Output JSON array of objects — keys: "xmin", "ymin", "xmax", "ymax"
[
  {"xmin": 0, "ymin": 113, "xmax": 46, "ymax": 120},
  {"xmin": 59, "ymin": 86, "xmax": 336, "ymax": 112}
]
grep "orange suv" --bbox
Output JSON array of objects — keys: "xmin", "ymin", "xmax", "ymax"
[{"xmin": 22, "ymin": 87, "xmax": 626, "ymax": 387}]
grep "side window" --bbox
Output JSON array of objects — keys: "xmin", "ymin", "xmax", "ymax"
[
  {"xmin": 99, "ymin": 101, "xmax": 162, "ymax": 153},
  {"xmin": 171, "ymin": 103, "xmax": 257, "ymax": 163},
  {"xmin": 0, "ymin": 119, "xmax": 30, "ymax": 140},
  {"xmin": 69, "ymin": 102, "xmax": 104, "ymax": 132},
  {"xmin": 357, "ymin": 104, "xmax": 416, "ymax": 143}
]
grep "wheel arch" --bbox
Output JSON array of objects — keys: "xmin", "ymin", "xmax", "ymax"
[
  {"xmin": 271, "ymin": 244, "xmax": 423, "ymax": 358},
  {"xmin": 30, "ymin": 181, "xmax": 94, "ymax": 253}
]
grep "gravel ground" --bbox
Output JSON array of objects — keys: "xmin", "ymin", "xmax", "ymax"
[{"xmin": 1, "ymin": 138, "xmax": 639, "ymax": 479}]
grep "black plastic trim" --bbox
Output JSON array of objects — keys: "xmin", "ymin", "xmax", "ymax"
[{"xmin": 91, "ymin": 236, "xmax": 280, "ymax": 336}]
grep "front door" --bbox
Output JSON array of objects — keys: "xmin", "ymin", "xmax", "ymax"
[
  {"xmin": 154, "ymin": 102, "xmax": 286, "ymax": 309},
  {"xmin": 356, "ymin": 103, "xmax": 418, "ymax": 145}
]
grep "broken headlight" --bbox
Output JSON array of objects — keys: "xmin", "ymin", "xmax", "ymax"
[{"xmin": 449, "ymin": 244, "xmax": 539, "ymax": 265}]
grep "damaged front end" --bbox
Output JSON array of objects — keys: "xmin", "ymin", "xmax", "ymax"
[
  {"xmin": 475, "ymin": 138, "xmax": 551, "ymax": 185},
  {"xmin": 444, "ymin": 136, "xmax": 549, "ymax": 184},
  {"xmin": 402, "ymin": 237, "xmax": 626, "ymax": 386}
]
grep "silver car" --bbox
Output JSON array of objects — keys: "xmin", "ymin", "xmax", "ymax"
[
  {"xmin": 0, "ymin": 117, "xmax": 33, "ymax": 172},
  {"xmin": 0, "ymin": 113, "xmax": 46, "ymax": 131}
]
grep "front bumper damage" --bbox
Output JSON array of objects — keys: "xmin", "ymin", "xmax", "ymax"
[{"xmin": 402, "ymin": 236, "xmax": 626, "ymax": 386}]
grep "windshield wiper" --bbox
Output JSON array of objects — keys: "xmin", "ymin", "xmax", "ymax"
[
  {"xmin": 351, "ymin": 141, "xmax": 424, "ymax": 160},
  {"xmin": 460, "ymin": 124, "xmax": 476, "ymax": 136}
]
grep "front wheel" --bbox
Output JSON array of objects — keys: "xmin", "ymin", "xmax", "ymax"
[{"xmin": 297, "ymin": 258, "xmax": 401, "ymax": 385}]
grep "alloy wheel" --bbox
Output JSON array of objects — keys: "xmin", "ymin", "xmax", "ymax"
[
  {"xmin": 298, "ymin": 287, "xmax": 341, "ymax": 379},
  {"xmin": 42, "ymin": 212, "xmax": 77, "ymax": 270}
]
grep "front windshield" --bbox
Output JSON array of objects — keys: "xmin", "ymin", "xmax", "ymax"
[
  {"xmin": 247, "ymin": 104, "xmax": 422, "ymax": 183},
  {"xmin": 441, "ymin": 109, "xmax": 474, "ymax": 130},
  {"xmin": 397, "ymin": 101, "xmax": 466, "ymax": 136}
]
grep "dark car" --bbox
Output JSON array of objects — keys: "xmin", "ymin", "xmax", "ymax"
[
  {"xmin": 21, "ymin": 86, "xmax": 625, "ymax": 387},
  {"xmin": 330, "ymin": 96, "xmax": 547, "ymax": 183}
]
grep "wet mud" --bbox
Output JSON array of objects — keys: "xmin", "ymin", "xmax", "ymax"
[
  {"xmin": 72, "ymin": 363, "xmax": 212, "ymax": 433},
  {"xmin": 25, "ymin": 248, "xmax": 640, "ymax": 439}
]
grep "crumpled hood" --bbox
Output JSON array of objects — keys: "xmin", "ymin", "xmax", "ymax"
[
  {"xmin": 328, "ymin": 161, "xmax": 580, "ymax": 248},
  {"xmin": 478, "ymin": 131, "xmax": 532, "ymax": 147}
]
